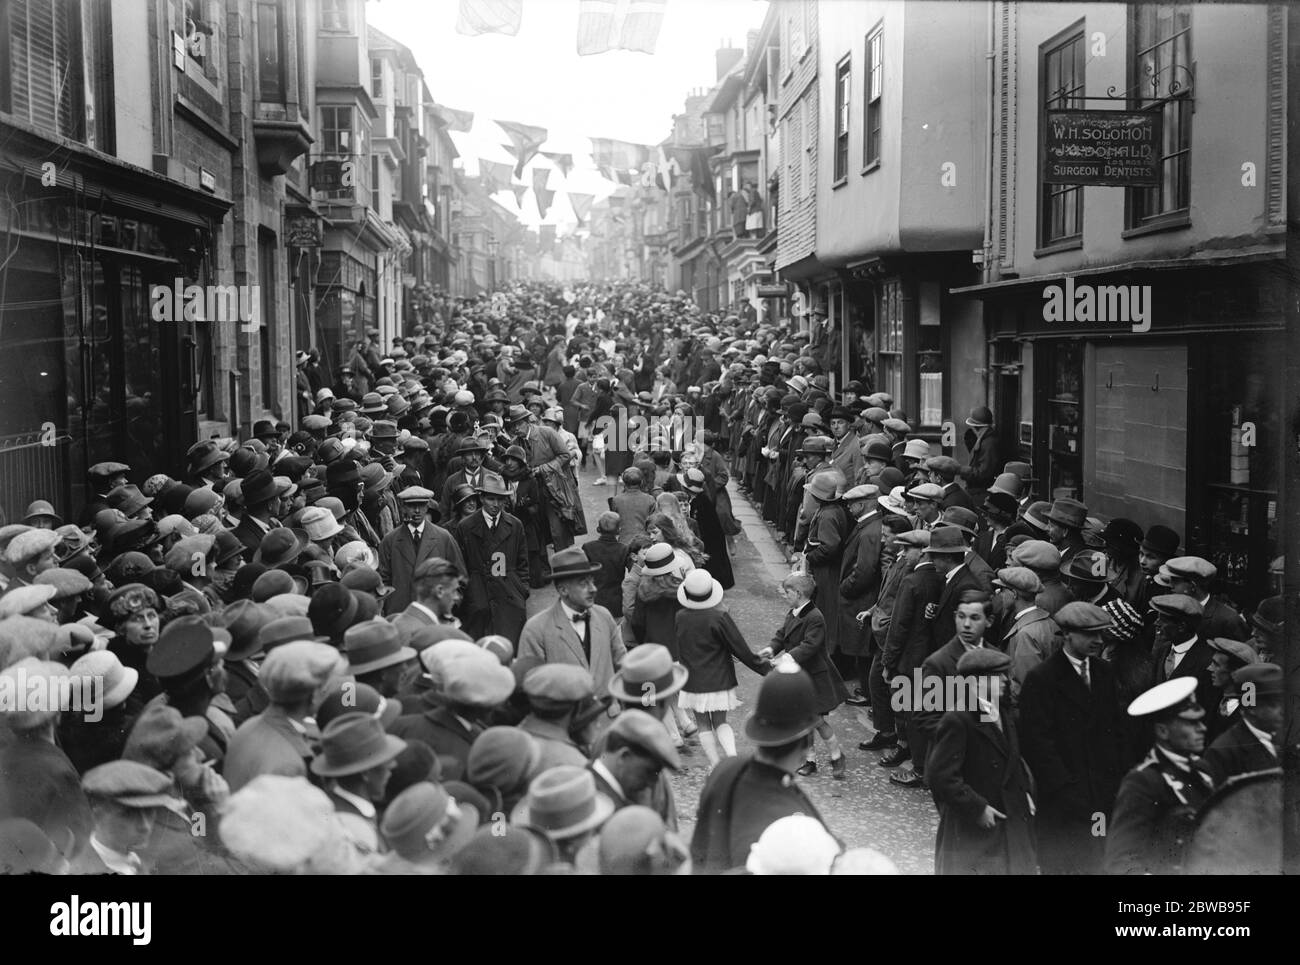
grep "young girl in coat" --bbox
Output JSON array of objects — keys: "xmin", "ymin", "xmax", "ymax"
[
  {"xmin": 759, "ymin": 572, "xmax": 848, "ymax": 778},
  {"xmin": 627, "ymin": 541, "xmax": 696, "ymax": 747},
  {"xmin": 675, "ymin": 569, "xmax": 770, "ymax": 767}
]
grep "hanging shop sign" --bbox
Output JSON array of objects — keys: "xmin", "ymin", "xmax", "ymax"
[{"xmin": 1043, "ymin": 109, "xmax": 1161, "ymax": 187}]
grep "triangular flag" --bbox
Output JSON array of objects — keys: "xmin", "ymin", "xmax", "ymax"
[
  {"xmin": 568, "ymin": 192, "xmax": 595, "ymax": 224},
  {"xmin": 511, "ymin": 184, "xmax": 528, "ymax": 205},
  {"xmin": 532, "ymin": 167, "xmax": 551, "ymax": 196},
  {"xmin": 656, "ymin": 145, "xmax": 678, "ymax": 191},
  {"xmin": 480, "ymin": 159, "xmax": 515, "ymax": 192},
  {"xmin": 541, "ymin": 152, "xmax": 574, "ymax": 178},
  {"xmin": 591, "ymin": 137, "xmax": 650, "ymax": 172},
  {"xmin": 496, "ymin": 119, "xmax": 548, "ymax": 178},
  {"xmin": 536, "ymin": 187, "xmax": 556, "ymax": 219},
  {"xmin": 456, "ymin": 0, "xmax": 523, "ymax": 36},
  {"xmin": 432, "ymin": 104, "xmax": 475, "ymax": 132},
  {"xmin": 577, "ymin": 0, "xmax": 665, "ymax": 56}
]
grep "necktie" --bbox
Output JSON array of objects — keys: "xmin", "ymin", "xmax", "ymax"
[
  {"xmin": 573, "ymin": 611, "xmax": 591, "ymax": 663},
  {"xmin": 1164, "ymin": 647, "xmax": 1179, "ymax": 679},
  {"xmin": 1079, "ymin": 657, "xmax": 1090, "ymax": 690}
]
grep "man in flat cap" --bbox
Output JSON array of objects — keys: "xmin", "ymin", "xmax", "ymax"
[
  {"xmin": 1104, "ymin": 678, "xmax": 1214, "ymax": 875},
  {"xmin": 589, "ymin": 709, "xmax": 681, "ymax": 813},
  {"xmin": 1199, "ymin": 663, "xmax": 1282, "ymax": 788},
  {"xmin": 378, "ymin": 486, "xmax": 465, "ymax": 617},
  {"xmin": 1156, "ymin": 556, "xmax": 1249, "ymax": 642},
  {"xmin": 71, "ymin": 761, "xmax": 184, "ymax": 874},
  {"xmin": 1018, "ymin": 602, "xmax": 1124, "ymax": 874},
  {"xmin": 928, "ymin": 647, "xmax": 1037, "ymax": 874},
  {"xmin": 518, "ymin": 664, "xmax": 599, "ymax": 771},
  {"xmin": 224, "ymin": 642, "xmax": 347, "ymax": 792},
  {"xmin": 925, "ymin": 455, "xmax": 971, "ymax": 512},
  {"xmin": 1, "ymin": 528, "xmax": 60, "ymax": 595},
  {"xmin": 993, "ymin": 567, "xmax": 1056, "ymax": 703},
  {"xmin": 1150, "ymin": 593, "xmax": 1217, "ymax": 714},
  {"xmin": 79, "ymin": 461, "xmax": 131, "ymax": 526}
]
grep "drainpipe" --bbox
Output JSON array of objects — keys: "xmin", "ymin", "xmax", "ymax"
[{"xmin": 983, "ymin": 1, "xmax": 998, "ymax": 286}]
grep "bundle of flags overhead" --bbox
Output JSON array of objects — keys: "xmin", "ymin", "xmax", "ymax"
[
  {"xmin": 455, "ymin": 0, "xmax": 523, "ymax": 36},
  {"xmin": 496, "ymin": 120, "xmax": 549, "ymax": 177},
  {"xmin": 576, "ymin": 0, "xmax": 667, "ymax": 55},
  {"xmin": 456, "ymin": 0, "xmax": 666, "ymax": 54}
]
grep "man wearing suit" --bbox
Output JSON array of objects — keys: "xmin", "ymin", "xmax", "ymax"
[
  {"xmin": 378, "ymin": 486, "xmax": 466, "ymax": 617},
  {"xmin": 451, "ymin": 472, "xmax": 530, "ymax": 644},
  {"xmin": 231, "ymin": 469, "xmax": 281, "ymax": 561},
  {"xmin": 880, "ymin": 533, "xmax": 942, "ymax": 770},
  {"xmin": 902, "ymin": 589, "xmax": 994, "ymax": 789},
  {"xmin": 828, "ymin": 408, "xmax": 867, "ymax": 486},
  {"xmin": 837, "ymin": 485, "xmax": 882, "ymax": 716},
  {"xmin": 1018, "ymin": 602, "xmax": 1125, "ymax": 875},
  {"xmin": 388, "ymin": 557, "xmax": 464, "ymax": 647},
  {"xmin": 940, "ymin": 506, "xmax": 994, "ymax": 594},
  {"xmin": 926, "ymin": 456, "xmax": 973, "ymax": 512},
  {"xmin": 1199, "ymin": 663, "xmax": 1283, "ymax": 788},
  {"xmin": 1150, "ymin": 594, "xmax": 1218, "ymax": 716},
  {"xmin": 926, "ymin": 526, "xmax": 988, "ymax": 653},
  {"xmin": 439, "ymin": 437, "xmax": 491, "ymax": 523},
  {"xmin": 515, "ymin": 547, "xmax": 626, "ymax": 696}
]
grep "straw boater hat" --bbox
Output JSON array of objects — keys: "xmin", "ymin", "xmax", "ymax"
[
  {"xmin": 677, "ymin": 569, "xmax": 723, "ymax": 610},
  {"xmin": 638, "ymin": 543, "xmax": 680, "ymax": 578}
]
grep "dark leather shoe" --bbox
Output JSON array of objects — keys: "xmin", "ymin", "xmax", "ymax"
[
  {"xmin": 889, "ymin": 768, "xmax": 925, "ymax": 787},
  {"xmin": 831, "ymin": 754, "xmax": 847, "ymax": 780},
  {"xmin": 877, "ymin": 746, "xmax": 912, "ymax": 767},
  {"xmin": 796, "ymin": 760, "xmax": 817, "ymax": 776},
  {"xmin": 859, "ymin": 732, "xmax": 898, "ymax": 751}
]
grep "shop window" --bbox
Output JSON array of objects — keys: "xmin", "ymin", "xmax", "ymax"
[
  {"xmin": 1039, "ymin": 26, "xmax": 1085, "ymax": 247},
  {"xmin": 918, "ymin": 316, "xmax": 943, "ymax": 428},
  {"xmin": 1126, "ymin": 3, "xmax": 1192, "ymax": 226},
  {"xmin": 877, "ymin": 280, "xmax": 903, "ymax": 405},
  {"xmin": 1203, "ymin": 336, "xmax": 1279, "ymax": 604},
  {"xmin": 1043, "ymin": 340, "xmax": 1083, "ymax": 500}
]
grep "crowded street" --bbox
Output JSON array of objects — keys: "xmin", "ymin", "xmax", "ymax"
[{"xmin": 0, "ymin": 0, "xmax": 1292, "ymax": 890}]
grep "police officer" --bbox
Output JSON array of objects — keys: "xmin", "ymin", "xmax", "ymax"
[{"xmin": 1103, "ymin": 677, "xmax": 1214, "ymax": 875}]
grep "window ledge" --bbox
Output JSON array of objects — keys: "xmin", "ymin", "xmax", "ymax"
[
  {"xmin": 832, "ymin": 176, "xmax": 848, "ymax": 190},
  {"xmin": 1033, "ymin": 238, "xmax": 1083, "ymax": 258},
  {"xmin": 1121, "ymin": 215, "xmax": 1191, "ymax": 240},
  {"xmin": 861, "ymin": 160, "xmax": 880, "ymax": 176}
]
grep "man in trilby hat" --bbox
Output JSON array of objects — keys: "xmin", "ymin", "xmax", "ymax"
[{"xmin": 450, "ymin": 471, "xmax": 529, "ymax": 644}]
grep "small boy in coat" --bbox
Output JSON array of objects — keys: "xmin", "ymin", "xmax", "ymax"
[
  {"xmin": 759, "ymin": 573, "xmax": 848, "ymax": 779},
  {"xmin": 583, "ymin": 511, "xmax": 631, "ymax": 617}
]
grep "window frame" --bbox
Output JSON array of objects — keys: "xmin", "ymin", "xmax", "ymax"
[
  {"xmin": 863, "ymin": 22, "xmax": 883, "ymax": 172},
  {"xmin": 370, "ymin": 57, "xmax": 384, "ymax": 101},
  {"xmin": 256, "ymin": 0, "xmax": 287, "ymax": 103},
  {"xmin": 1123, "ymin": 2, "xmax": 1193, "ymax": 235},
  {"xmin": 833, "ymin": 54, "xmax": 851, "ymax": 185},
  {"xmin": 320, "ymin": 0, "xmax": 351, "ymax": 33},
  {"xmin": 1036, "ymin": 21, "xmax": 1087, "ymax": 254}
]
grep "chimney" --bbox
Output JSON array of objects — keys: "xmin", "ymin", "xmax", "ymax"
[{"xmin": 716, "ymin": 43, "xmax": 743, "ymax": 81}]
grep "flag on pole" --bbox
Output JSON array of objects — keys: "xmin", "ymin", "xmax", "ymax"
[
  {"xmin": 431, "ymin": 104, "xmax": 475, "ymax": 132},
  {"xmin": 541, "ymin": 152, "xmax": 574, "ymax": 178},
  {"xmin": 576, "ymin": 0, "xmax": 666, "ymax": 55},
  {"xmin": 456, "ymin": 0, "xmax": 523, "ymax": 36},
  {"xmin": 496, "ymin": 120, "xmax": 548, "ymax": 178}
]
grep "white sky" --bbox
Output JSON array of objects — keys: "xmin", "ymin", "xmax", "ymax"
[{"xmin": 365, "ymin": 0, "xmax": 769, "ymax": 230}]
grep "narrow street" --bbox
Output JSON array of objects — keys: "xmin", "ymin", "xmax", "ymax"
[{"xmin": 526, "ymin": 463, "xmax": 939, "ymax": 873}]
